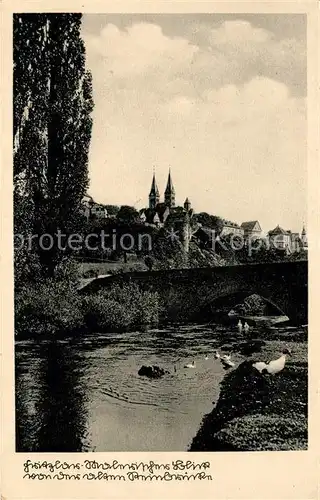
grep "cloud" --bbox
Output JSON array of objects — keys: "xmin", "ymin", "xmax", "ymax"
[
  {"xmin": 84, "ymin": 19, "xmax": 305, "ymax": 96},
  {"xmin": 84, "ymin": 22, "xmax": 198, "ymax": 80},
  {"xmin": 82, "ymin": 19, "xmax": 307, "ymax": 232}
]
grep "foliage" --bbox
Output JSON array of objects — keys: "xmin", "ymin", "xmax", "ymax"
[
  {"xmin": 14, "ymin": 14, "xmax": 93, "ymax": 278},
  {"xmin": 82, "ymin": 283, "xmax": 160, "ymax": 331},
  {"xmin": 15, "ymin": 280, "xmax": 161, "ymax": 337},
  {"xmin": 104, "ymin": 204, "xmax": 120, "ymax": 216},
  {"xmin": 195, "ymin": 213, "xmax": 224, "ymax": 235},
  {"xmin": 233, "ymin": 294, "xmax": 268, "ymax": 316},
  {"xmin": 117, "ymin": 205, "xmax": 140, "ymax": 224},
  {"xmin": 144, "ymin": 255, "xmax": 155, "ymax": 271},
  {"xmin": 15, "ymin": 278, "xmax": 84, "ymax": 337}
]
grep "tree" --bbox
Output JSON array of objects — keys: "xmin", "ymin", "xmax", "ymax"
[
  {"xmin": 117, "ymin": 205, "xmax": 139, "ymax": 224},
  {"xmin": 196, "ymin": 212, "xmax": 224, "ymax": 235},
  {"xmin": 13, "ymin": 14, "xmax": 93, "ymax": 278},
  {"xmin": 104, "ymin": 204, "xmax": 120, "ymax": 216}
]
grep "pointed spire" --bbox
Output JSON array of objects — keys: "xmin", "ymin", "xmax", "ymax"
[
  {"xmin": 149, "ymin": 171, "xmax": 159, "ymax": 196},
  {"xmin": 165, "ymin": 168, "xmax": 175, "ymax": 194}
]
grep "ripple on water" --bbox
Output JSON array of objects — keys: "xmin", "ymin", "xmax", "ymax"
[{"xmin": 15, "ymin": 324, "xmax": 305, "ymax": 451}]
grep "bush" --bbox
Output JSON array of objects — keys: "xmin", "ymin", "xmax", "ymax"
[
  {"xmin": 82, "ymin": 283, "xmax": 160, "ymax": 332},
  {"xmin": 15, "ymin": 279, "xmax": 84, "ymax": 337},
  {"xmin": 15, "ymin": 279, "xmax": 161, "ymax": 337}
]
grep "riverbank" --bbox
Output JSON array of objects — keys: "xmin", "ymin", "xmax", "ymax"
[
  {"xmin": 14, "ymin": 279, "xmax": 160, "ymax": 338},
  {"xmin": 189, "ymin": 338, "xmax": 307, "ymax": 451}
]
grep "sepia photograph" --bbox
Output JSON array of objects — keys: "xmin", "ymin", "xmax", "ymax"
[{"xmin": 14, "ymin": 12, "xmax": 308, "ymax": 454}]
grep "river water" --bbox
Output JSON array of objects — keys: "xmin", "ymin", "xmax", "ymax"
[{"xmin": 15, "ymin": 323, "xmax": 302, "ymax": 452}]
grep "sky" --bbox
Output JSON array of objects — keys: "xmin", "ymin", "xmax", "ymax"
[{"xmin": 81, "ymin": 14, "xmax": 307, "ymax": 234}]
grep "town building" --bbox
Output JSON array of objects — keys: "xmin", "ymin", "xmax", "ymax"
[
  {"xmin": 268, "ymin": 225, "xmax": 292, "ymax": 252},
  {"xmin": 268, "ymin": 225, "xmax": 307, "ymax": 254},
  {"xmin": 241, "ymin": 220, "xmax": 262, "ymax": 241},
  {"xmin": 80, "ymin": 194, "xmax": 108, "ymax": 221},
  {"xmin": 220, "ymin": 220, "xmax": 244, "ymax": 237}
]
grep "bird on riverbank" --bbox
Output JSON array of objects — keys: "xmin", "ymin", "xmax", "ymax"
[
  {"xmin": 237, "ymin": 320, "xmax": 243, "ymax": 333},
  {"xmin": 214, "ymin": 351, "xmax": 220, "ymax": 359},
  {"xmin": 252, "ymin": 348, "xmax": 292, "ymax": 375},
  {"xmin": 204, "ymin": 355, "xmax": 209, "ymax": 360},
  {"xmin": 244, "ymin": 322, "xmax": 250, "ymax": 332},
  {"xmin": 184, "ymin": 360, "xmax": 196, "ymax": 369}
]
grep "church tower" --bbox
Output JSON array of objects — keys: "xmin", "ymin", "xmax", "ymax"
[
  {"xmin": 184, "ymin": 197, "xmax": 191, "ymax": 212},
  {"xmin": 149, "ymin": 173, "xmax": 160, "ymax": 210},
  {"xmin": 164, "ymin": 169, "xmax": 175, "ymax": 208},
  {"xmin": 301, "ymin": 225, "xmax": 307, "ymax": 248}
]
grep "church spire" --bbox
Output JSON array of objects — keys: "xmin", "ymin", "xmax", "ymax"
[
  {"xmin": 149, "ymin": 171, "xmax": 160, "ymax": 209},
  {"xmin": 165, "ymin": 168, "xmax": 175, "ymax": 208}
]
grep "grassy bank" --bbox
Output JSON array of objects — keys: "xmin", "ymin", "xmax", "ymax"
[
  {"xmin": 78, "ymin": 259, "xmax": 147, "ymax": 278},
  {"xmin": 15, "ymin": 279, "xmax": 160, "ymax": 338},
  {"xmin": 190, "ymin": 338, "xmax": 307, "ymax": 451}
]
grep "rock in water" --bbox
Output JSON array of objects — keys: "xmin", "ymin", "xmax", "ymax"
[{"xmin": 138, "ymin": 365, "xmax": 169, "ymax": 379}]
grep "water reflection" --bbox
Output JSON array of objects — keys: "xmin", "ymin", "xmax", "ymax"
[{"xmin": 16, "ymin": 341, "xmax": 90, "ymax": 452}]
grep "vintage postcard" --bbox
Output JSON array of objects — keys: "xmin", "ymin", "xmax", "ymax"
[{"xmin": 1, "ymin": 0, "xmax": 319, "ymax": 499}]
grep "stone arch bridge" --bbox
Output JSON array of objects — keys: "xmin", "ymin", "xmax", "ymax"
[{"xmin": 80, "ymin": 261, "xmax": 308, "ymax": 325}]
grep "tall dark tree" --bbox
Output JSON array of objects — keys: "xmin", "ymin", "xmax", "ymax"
[{"xmin": 14, "ymin": 14, "xmax": 94, "ymax": 278}]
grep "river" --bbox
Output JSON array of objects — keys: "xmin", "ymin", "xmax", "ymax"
[{"xmin": 15, "ymin": 323, "xmax": 303, "ymax": 452}]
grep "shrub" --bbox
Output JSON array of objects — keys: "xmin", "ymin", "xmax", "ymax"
[
  {"xmin": 15, "ymin": 277, "xmax": 161, "ymax": 338},
  {"xmin": 82, "ymin": 283, "xmax": 160, "ymax": 332},
  {"xmin": 15, "ymin": 279, "xmax": 84, "ymax": 337}
]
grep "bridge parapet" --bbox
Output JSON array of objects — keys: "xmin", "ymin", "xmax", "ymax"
[{"xmin": 79, "ymin": 261, "xmax": 307, "ymax": 325}]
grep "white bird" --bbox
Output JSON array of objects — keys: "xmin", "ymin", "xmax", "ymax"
[
  {"xmin": 184, "ymin": 360, "xmax": 196, "ymax": 369},
  {"xmin": 252, "ymin": 348, "xmax": 292, "ymax": 375},
  {"xmin": 244, "ymin": 321, "xmax": 250, "ymax": 332},
  {"xmin": 204, "ymin": 354, "xmax": 209, "ymax": 360},
  {"xmin": 214, "ymin": 351, "xmax": 220, "ymax": 359},
  {"xmin": 237, "ymin": 320, "xmax": 243, "ymax": 333},
  {"xmin": 220, "ymin": 357, "xmax": 235, "ymax": 369}
]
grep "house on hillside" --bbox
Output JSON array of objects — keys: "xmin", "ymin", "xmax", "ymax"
[
  {"xmin": 268, "ymin": 225, "xmax": 306, "ymax": 254},
  {"xmin": 80, "ymin": 194, "xmax": 108, "ymax": 221},
  {"xmin": 241, "ymin": 220, "xmax": 262, "ymax": 241},
  {"xmin": 220, "ymin": 220, "xmax": 244, "ymax": 237},
  {"xmin": 268, "ymin": 225, "xmax": 292, "ymax": 253}
]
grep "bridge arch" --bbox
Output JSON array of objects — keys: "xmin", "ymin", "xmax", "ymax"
[{"xmin": 195, "ymin": 290, "xmax": 288, "ymax": 323}]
